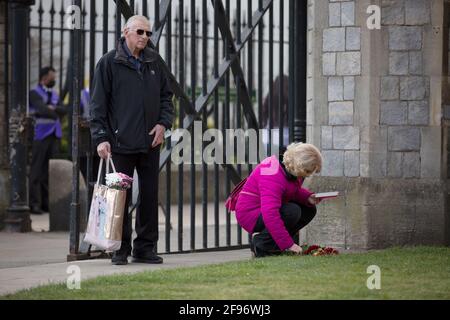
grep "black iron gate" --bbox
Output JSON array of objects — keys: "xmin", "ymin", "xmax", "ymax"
[{"xmin": 24, "ymin": 0, "xmax": 307, "ymax": 259}]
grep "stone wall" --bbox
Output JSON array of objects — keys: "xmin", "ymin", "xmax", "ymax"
[
  {"xmin": 0, "ymin": 1, "xmax": 8, "ymax": 229},
  {"xmin": 304, "ymin": 0, "xmax": 448, "ymax": 249}
]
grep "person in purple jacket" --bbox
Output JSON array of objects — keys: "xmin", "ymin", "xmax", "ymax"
[
  {"xmin": 235, "ymin": 143, "xmax": 323, "ymax": 257},
  {"xmin": 28, "ymin": 67, "xmax": 66, "ymax": 214}
]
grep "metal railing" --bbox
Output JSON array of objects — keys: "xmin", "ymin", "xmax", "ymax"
[{"xmin": 24, "ymin": 0, "xmax": 307, "ymax": 259}]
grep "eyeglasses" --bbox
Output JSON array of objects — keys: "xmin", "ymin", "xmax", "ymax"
[{"xmin": 134, "ymin": 29, "xmax": 152, "ymax": 37}]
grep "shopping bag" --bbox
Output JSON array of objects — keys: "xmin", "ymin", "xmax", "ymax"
[{"xmin": 84, "ymin": 156, "xmax": 126, "ymax": 251}]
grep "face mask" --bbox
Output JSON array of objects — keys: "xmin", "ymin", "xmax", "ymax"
[{"xmin": 46, "ymin": 80, "xmax": 56, "ymax": 88}]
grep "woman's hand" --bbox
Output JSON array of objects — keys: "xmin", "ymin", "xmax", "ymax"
[
  {"xmin": 287, "ymin": 243, "xmax": 303, "ymax": 255},
  {"xmin": 308, "ymin": 194, "xmax": 322, "ymax": 206}
]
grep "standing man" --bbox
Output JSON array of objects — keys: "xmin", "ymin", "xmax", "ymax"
[
  {"xmin": 90, "ymin": 15, "xmax": 174, "ymax": 265},
  {"xmin": 29, "ymin": 66, "xmax": 66, "ymax": 214}
]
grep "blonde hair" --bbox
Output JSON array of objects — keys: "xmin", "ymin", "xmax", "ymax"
[
  {"xmin": 123, "ymin": 15, "xmax": 151, "ymax": 32},
  {"xmin": 282, "ymin": 143, "xmax": 322, "ymax": 177}
]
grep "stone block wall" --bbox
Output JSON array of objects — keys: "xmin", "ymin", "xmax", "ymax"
[{"xmin": 304, "ymin": 0, "xmax": 448, "ymax": 249}]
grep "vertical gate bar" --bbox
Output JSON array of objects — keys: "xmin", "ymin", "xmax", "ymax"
[
  {"xmin": 130, "ymin": 0, "xmax": 135, "ymax": 13},
  {"xmin": 59, "ymin": 1, "xmax": 64, "ymax": 100},
  {"xmin": 190, "ymin": 0, "xmax": 196, "ymax": 251},
  {"xmin": 68, "ymin": 22, "xmax": 74, "ymax": 159},
  {"xmin": 268, "ymin": 2, "xmax": 273, "ymax": 155},
  {"xmin": 115, "ymin": 4, "xmax": 121, "ymax": 47},
  {"xmin": 279, "ymin": 0, "xmax": 284, "ymax": 148},
  {"xmin": 81, "ymin": 3, "xmax": 87, "ymax": 93},
  {"xmin": 246, "ymin": 0, "xmax": 253, "ymax": 246},
  {"xmin": 143, "ymin": 0, "xmax": 148, "ymax": 17},
  {"xmin": 225, "ymin": 0, "xmax": 230, "ymax": 247},
  {"xmin": 221, "ymin": 16, "xmax": 226, "ymax": 248},
  {"xmin": 257, "ymin": 0, "xmax": 263, "ymax": 127},
  {"xmin": 155, "ymin": 0, "xmax": 160, "ymax": 29},
  {"xmin": 5, "ymin": 0, "xmax": 32, "ymax": 233},
  {"xmin": 155, "ymin": 0, "xmax": 160, "ymax": 50},
  {"xmin": 50, "ymin": 0, "xmax": 55, "ymax": 66},
  {"xmin": 69, "ymin": 0, "xmax": 82, "ymax": 256},
  {"xmin": 201, "ymin": 0, "xmax": 208, "ymax": 249},
  {"xmin": 4, "ymin": 1, "xmax": 8, "ymax": 156},
  {"xmin": 293, "ymin": 0, "xmax": 306, "ymax": 246},
  {"xmin": 178, "ymin": 1, "xmax": 184, "ymax": 252},
  {"xmin": 288, "ymin": 0, "xmax": 294, "ymax": 144},
  {"xmin": 103, "ymin": 0, "xmax": 108, "ymax": 54},
  {"xmin": 174, "ymin": 10, "xmax": 178, "ymax": 79},
  {"xmin": 236, "ymin": 0, "xmax": 242, "ymax": 246},
  {"xmin": 294, "ymin": 0, "xmax": 307, "ymax": 143},
  {"xmin": 28, "ymin": 5, "xmax": 31, "ymax": 100},
  {"xmin": 202, "ymin": 0, "xmax": 208, "ymax": 249},
  {"xmin": 247, "ymin": 0, "xmax": 253, "ymax": 174},
  {"xmin": 87, "ymin": 0, "xmax": 97, "ymax": 221},
  {"xmin": 165, "ymin": 2, "xmax": 172, "ymax": 253},
  {"xmin": 38, "ymin": 0, "xmax": 42, "ymax": 71},
  {"xmin": 213, "ymin": 0, "xmax": 219, "ymax": 248},
  {"xmin": 89, "ymin": 0, "xmax": 96, "ymax": 88}
]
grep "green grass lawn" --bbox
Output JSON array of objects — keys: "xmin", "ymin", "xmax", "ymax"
[{"xmin": 2, "ymin": 246, "xmax": 450, "ymax": 300}]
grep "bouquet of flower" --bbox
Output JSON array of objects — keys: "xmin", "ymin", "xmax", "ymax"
[
  {"xmin": 301, "ymin": 244, "xmax": 339, "ymax": 256},
  {"xmin": 105, "ymin": 172, "xmax": 133, "ymax": 190}
]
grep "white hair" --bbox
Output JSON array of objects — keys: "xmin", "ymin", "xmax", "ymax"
[
  {"xmin": 282, "ymin": 142, "xmax": 323, "ymax": 177},
  {"xmin": 123, "ymin": 15, "xmax": 151, "ymax": 31}
]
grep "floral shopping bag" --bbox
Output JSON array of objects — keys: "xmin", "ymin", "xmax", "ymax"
[{"xmin": 84, "ymin": 156, "xmax": 132, "ymax": 251}]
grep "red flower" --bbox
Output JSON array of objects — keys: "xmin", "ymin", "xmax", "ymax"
[{"xmin": 301, "ymin": 244, "xmax": 339, "ymax": 256}]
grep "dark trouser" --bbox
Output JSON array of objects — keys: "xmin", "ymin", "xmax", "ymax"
[
  {"xmin": 111, "ymin": 149, "xmax": 160, "ymax": 257},
  {"xmin": 252, "ymin": 202, "xmax": 317, "ymax": 255},
  {"xmin": 29, "ymin": 135, "xmax": 59, "ymax": 211}
]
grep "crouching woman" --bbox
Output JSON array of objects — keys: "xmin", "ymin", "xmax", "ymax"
[{"xmin": 235, "ymin": 143, "xmax": 323, "ymax": 257}]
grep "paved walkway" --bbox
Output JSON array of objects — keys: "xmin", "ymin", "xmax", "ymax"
[
  {"xmin": 0, "ymin": 247, "xmax": 250, "ymax": 296},
  {"xmin": 0, "ymin": 212, "xmax": 252, "ymax": 296}
]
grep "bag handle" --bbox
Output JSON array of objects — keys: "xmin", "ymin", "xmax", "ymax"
[
  {"xmin": 96, "ymin": 158, "xmax": 104, "ymax": 185},
  {"xmin": 108, "ymin": 154, "xmax": 117, "ymax": 173},
  {"xmin": 95, "ymin": 154, "xmax": 118, "ymax": 185}
]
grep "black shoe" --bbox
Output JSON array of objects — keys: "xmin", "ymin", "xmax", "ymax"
[
  {"xmin": 30, "ymin": 206, "xmax": 44, "ymax": 214},
  {"xmin": 251, "ymin": 233, "xmax": 267, "ymax": 258},
  {"xmin": 132, "ymin": 253, "xmax": 163, "ymax": 264},
  {"xmin": 111, "ymin": 251, "xmax": 129, "ymax": 265},
  {"xmin": 252, "ymin": 243, "xmax": 267, "ymax": 258}
]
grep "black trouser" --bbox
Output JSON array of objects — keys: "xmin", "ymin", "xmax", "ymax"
[
  {"xmin": 29, "ymin": 135, "xmax": 59, "ymax": 211},
  {"xmin": 252, "ymin": 202, "xmax": 317, "ymax": 255},
  {"xmin": 111, "ymin": 149, "xmax": 160, "ymax": 257}
]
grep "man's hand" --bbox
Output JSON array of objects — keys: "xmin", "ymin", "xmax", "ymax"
[
  {"xmin": 97, "ymin": 141, "xmax": 111, "ymax": 159},
  {"xmin": 149, "ymin": 124, "xmax": 166, "ymax": 148},
  {"xmin": 287, "ymin": 243, "xmax": 303, "ymax": 255},
  {"xmin": 308, "ymin": 194, "xmax": 322, "ymax": 206}
]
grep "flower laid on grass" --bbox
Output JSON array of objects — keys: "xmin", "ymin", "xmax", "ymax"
[
  {"xmin": 301, "ymin": 244, "xmax": 339, "ymax": 256},
  {"xmin": 105, "ymin": 172, "xmax": 133, "ymax": 190}
]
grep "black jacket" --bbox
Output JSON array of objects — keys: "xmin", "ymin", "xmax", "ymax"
[{"xmin": 89, "ymin": 37, "xmax": 175, "ymax": 154}]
